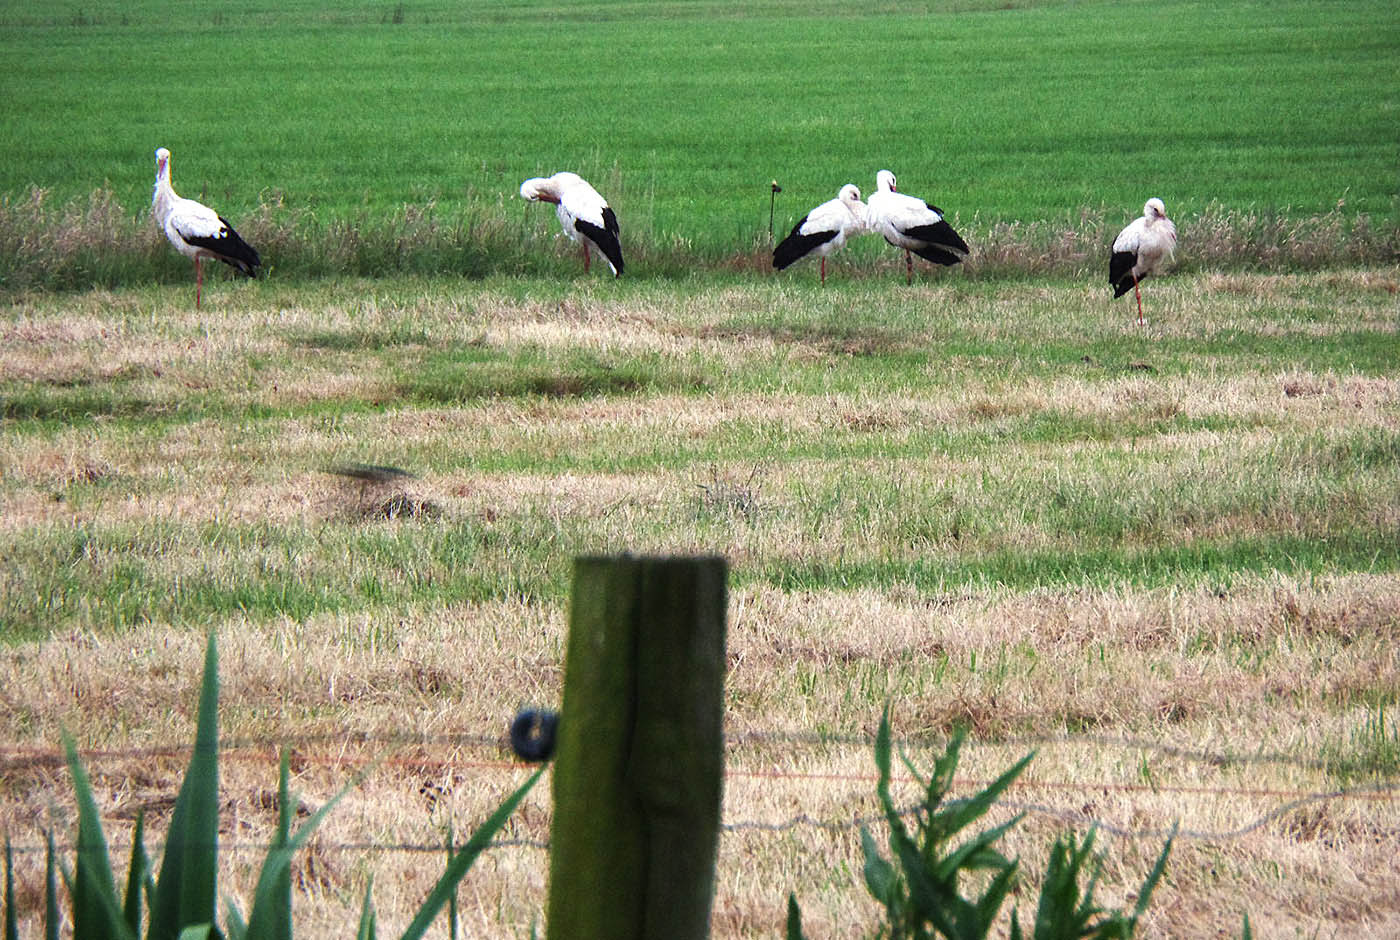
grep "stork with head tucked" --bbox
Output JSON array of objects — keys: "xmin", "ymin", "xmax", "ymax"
[
  {"xmin": 519, "ymin": 171, "xmax": 624, "ymax": 277},
  {"xmin": 864, "ymin": 169, "xmax": 969, "ymax": 284},
  {"xmin": 151, "ymin": 147, "xmax": 261, "ymax": 309},
  {"xmin": 772, "ymin": 183, "xmax": 866, "ymax": 284},
  {"xmin": 1110, "ymin": 197, "xmax": 1177, "ymax": 326}
]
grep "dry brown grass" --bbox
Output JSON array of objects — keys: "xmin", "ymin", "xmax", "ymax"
[{"xmin": 1, "ymin": 270, "xmax": 1398, "ymax": 937}]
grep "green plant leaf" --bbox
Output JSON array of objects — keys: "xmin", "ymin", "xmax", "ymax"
[
  {"xmin": 860, "ymin": 827, "xmax": 898, "ymax": 905},
  {"xmin": 223, "ymin": 896, "xmax": 247, "ymax": 940},
  {"xmin": 4, "ymin": 833, "xmax": 16, "ymax": 940},
  {"xmin": 396, "ymin": 767, "xmax": 545, "ymax": 940},
  {"xmin": 148, "ymin": 632, "xmax": 220, "ymax": 940},
  {"xmin": 1129, "ymin": 830, "xmax": 1174, "ymax": 924},
  {"xmin": 242, "ymin": 749, "xmax": 369, "ymax": 940},
  {"xmin": 355, "ymin": 876, "xmax": 377, "ymax": 940},
  {"xmin": 44, "ymin": 830, "xmax": 58, "ymax": 940},
  {"xmin": 125, "ymin": 811, "xmax": 148, "ymax": 935},
  {"xmin": 63, "ymin": 730, "xmax": 136, "ymax": 940},
  {"xmin": 176, "ymin": 926, "xmax": 213, "ymax": 940},
  {"xmin": 785, "ymin": 892, "xmax": 807, "ymax": 940}
]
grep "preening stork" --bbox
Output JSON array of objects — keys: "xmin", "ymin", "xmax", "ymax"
[
  {"xmin": 151, "ymin": 147, "xmax": 261, "ymax": 309},
  {"xmin": 1109, "ymin": 197, "xmax": 1177, "ymax": 325},
  {"xmin": 519, "ymin": 171, "xmax": 624, "ymax": 277},
  {"xmin": 772, "ymin": 184, "xmax": 866, "ymax": 284},
  {"xmin": 864, "ymin": 169, "xmax": 969, "ymax": 284}
]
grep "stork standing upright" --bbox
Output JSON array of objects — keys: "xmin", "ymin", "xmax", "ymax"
[
  {"xmin": 151, "ymin": 147, "xmax": 261, "ymax": 309},
  {"xmin": 1109, "ymin": 197, "xmax": 1177, "ymax": 326},
  {"xmin": 863, "ymin": 169, "xmax": 969, "ymax": 284},
  {"xmin": 772, "ymin": 184, "xmax": 866, "ymax": 284},
  {"xmin": 519, "ymin": 171, "xmax": 624, "ymax": 277}
]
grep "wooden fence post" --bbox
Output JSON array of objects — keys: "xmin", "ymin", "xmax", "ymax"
[{"xmin": 546, "ymin": 554, "xmax": 728, "ymax": 940}]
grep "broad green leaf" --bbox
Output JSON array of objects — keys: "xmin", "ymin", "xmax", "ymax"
[
  {"xmin": 859, "ymin": 827, "xmax": 898, "ymax": 905},
  {"xmin": 396, "ymin": 767, "xmax": 544, "ymax": 940},
  {"xmin": 148, "ymin": 632, "xmax": 221, "ymax": 940}
]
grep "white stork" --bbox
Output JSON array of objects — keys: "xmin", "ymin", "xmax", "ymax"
[
  {"xmin": 864, "ymin": 169, "xmax": 969, "ymax": 284},
  {"xmin": 519, "ymin": 171, "xmax": 624, "ymax": 277},
  {"xmin": 151, "ymin": 147, "xmax": 261, "ymax": 309},
  {"xmin": 1110, "ymin": 197, "xmax": 1177, "ymax": 325},
  {"xmin": 772, "ymin": 184, "xmax": 866, "ymax": 284}
]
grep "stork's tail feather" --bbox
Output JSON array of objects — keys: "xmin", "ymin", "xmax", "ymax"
[
  {"xmin": 772, "ymin": 221, "xmax": 835, "ymax": 271},
  {"xmin": 1109, "ymin": 251, "xmax": 1137, "ymax": 297},
  {"xmin": 184, "ymin": 218, "xmax": 261, "ymax": 277},
  {"xmin": 906, "ymin": 219, "xmax": 970, "ymax": 266},
  {"xmin": 575, "ymin": 218, "xmax": 625, "ymax": 277}
]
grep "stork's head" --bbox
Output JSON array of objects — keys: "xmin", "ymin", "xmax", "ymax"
[
  {"xmin": 876, "ymin": 169, "xmax": 897, "ymax": 193},
  {"xmin": 519, "ymin": 176, "xmax": 561, "ymax": 204},
  {"xmin": 838, "ymin": 183, "xmax": 861, "ymax": 203},
  {"xmin": 1145, "ymin": 197, "xmax": 1167, "ymax": 219},
  {"xmin": 154, "ymin": 147, "xmax": 170, "ymax": 178}
]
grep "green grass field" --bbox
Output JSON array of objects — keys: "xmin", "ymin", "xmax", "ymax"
[{"xmin": 2, "ymin": 0, "xmax": 1397, "ymax": 263}]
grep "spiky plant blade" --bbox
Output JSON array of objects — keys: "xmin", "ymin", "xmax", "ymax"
[
  {"xmin": 396, "ymin": 767, "xmax": 544, "ymax": 940},
  {"xmin": 124, "ymin": 811, "xmax": 147, "ymax": 934},
  {"xmin": 63, "ymin": 730, "xmax": 135, "ymax": 940},
  {"xmin": 445, "ymin": 823, "xmax": 457, "ymax": 940},
  {"xmin": 355, "ymin": 877, "xmax": 377, "ymax": 940},
  {"xmin": 1129, "ymin": 830, "xmax": 1174, "ymax": 924},
  {"xmin": 147, "ymin": 632, "xmax": 220, "ymax": 940},
  {"xmin": 176, "ymin": 926, "xmax": 213, "ymax": 940},
  {"xmin": 785, "ymin": 893, "xmax": 807, "ymax": 940},
  {"xmin": 4, "ymin": 834, "xmax": 16, "ymax": 940},
  {"xmin": 242, "ymin": 750, "xmax": 294, "ymax": 940},
  {"xmin": 223, "ymin": 897, "xmax": 247, "ymax": 940},
  {"xmin": 44, "ymin": 830, "xmax": 58, "ymax": 940}
]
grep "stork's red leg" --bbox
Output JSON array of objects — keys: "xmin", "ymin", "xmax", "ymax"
[
  {"xmin": 582, "ymin": 244, "xmax": 591, "ymax": 274},
  {"xmin": 1134, "ymin": 276, "xmax": 1143, "ymax": 325},
  {"xmin": 820, "ymin": 256, "xmax": 826, "ymax": 285},
  {"xmin": 905, "ymin": 249, "xmax": 913, "ymax": 285}
]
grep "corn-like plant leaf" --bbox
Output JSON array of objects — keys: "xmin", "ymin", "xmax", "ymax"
[
  {"xmin": 396, "ymin": 767, "xmax": 545, "ymax": 940},
  {"xmin": 147, "ymin": 632, "xmax": 220, "ymax": 940},
  {"xmin": 4, "ymin": 834, "xmax": 16, "ymax": 940},
  {"xmin": 1240, "ymin": 913, "xmax": 1253, "ymax": 940},
  {"xmin": 785, "ymin": 892, "xmax": 808, "ymax": 940},
  {"xmin": 44, "ymin": 830, "xmax": 58, "ymax": 940},
  {"xmin": 355, "ymin": 876, "xmax": 377, "ymax": 940},
  {"xmin": 242, "ymin": 749, "xmax": 367, "ymax": 940},
  {"xmin": 125, "ymin": 811, "xmax": 148, "ymax": 935},
  {"xmin": 63, "ymin": 730, "xmax": 136, "ymax": 940},
  {"xmin": 176, "ymin": 926, "xmax": 213, "ymax": 940}
]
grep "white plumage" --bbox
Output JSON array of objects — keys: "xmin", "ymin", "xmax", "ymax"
[
  {"xmin": 151, "ymin": 147, "xmax": 261, "ymax": 309},
  {"xmin": 772, "ymin": 184, "xmax": 866, "ymax": 284},
  {"xmin": 519, "ymin": 171, "xmax": 624, "ymax": 277},
  {"xmin": 1110, "ymin": 197, "xmax": 1177, "ymax": 325},
  {"xmin": 864, "ymin": 169, "xmax": 969, "ymax": 283}
]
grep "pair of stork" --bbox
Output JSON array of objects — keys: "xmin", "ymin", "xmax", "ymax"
[
  {"xmin": 773, "ymin": 173, "xmax": 1177, "ymax": 324},
  {"xmin": 152, "ymin": 147, "xmax": 1176, "ymax": 323}
]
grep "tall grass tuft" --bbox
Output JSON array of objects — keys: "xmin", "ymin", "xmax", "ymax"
[
  {"xmin": 2, "ymin": 186, "xmax": 1395, "ymax": 292},
  {"xmin": 1, "ymin": 632, "xmax": 545, "ymax": 938}
]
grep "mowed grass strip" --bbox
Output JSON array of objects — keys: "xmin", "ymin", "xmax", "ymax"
[{"xmin": 2, "ymin": 271, "xmax": 1397, "ymax": 642}]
